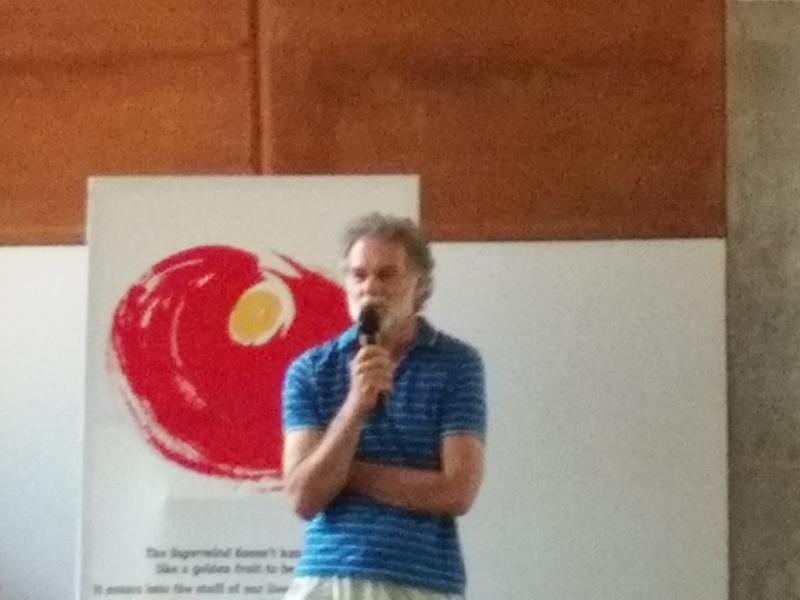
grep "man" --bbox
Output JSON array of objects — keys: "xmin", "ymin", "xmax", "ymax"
[{"xmin": 282, "ymin": 213, "xmax": 486, "ymax": 600}]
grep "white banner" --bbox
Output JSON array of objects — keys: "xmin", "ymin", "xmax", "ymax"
[{"xmin": 81, "ymin": 176, "xmax": 418, "ymax": 599}]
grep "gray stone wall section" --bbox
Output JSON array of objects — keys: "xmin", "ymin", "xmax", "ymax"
[{"xmin": 728, "ymin": 2, "xmax": 800, "ymax": 599}]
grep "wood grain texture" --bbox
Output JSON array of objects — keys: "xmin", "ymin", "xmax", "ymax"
[
  {"xmin": 259, "ymin": 0, "xmax": 725, "ymax": 240},
  {"xmin": 0, "ymin": 1, "xmax": 250, "ymax": 61},
  {"xmin": 0, "ymin": 1, "xmax": 255, "ymax": 245},
  {"xmin": 0, "ymin": 52, "xmax": 255, "ymax": 244},
  {"xmin": 0, "ymin": 1, "xmax": 725, "ymax": 244}
]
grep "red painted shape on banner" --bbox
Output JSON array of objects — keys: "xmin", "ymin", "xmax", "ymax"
[{"xmin": 110, "ymin": 246, "xmax": 349, "ymax": 482}]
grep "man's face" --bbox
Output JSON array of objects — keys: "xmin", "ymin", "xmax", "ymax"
[{"xmin": 343, "ymin": 236, "xmax": 421, "ymax": 331}]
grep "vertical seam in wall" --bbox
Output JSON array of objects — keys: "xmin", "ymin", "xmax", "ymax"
[
  {"xmin": 723, "ymin": 0, "xmax": 733, "ymax": 596},
  {"xmin": 250, "ymin": 0, "xmax": 263, "ymax": 173},
  {"xmin": 723, "ymin": 26, "xmax": 732, "ymax": 573}
]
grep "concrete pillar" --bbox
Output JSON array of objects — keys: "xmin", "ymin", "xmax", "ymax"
[{"xmin": 728, "ymin": 3, "xmax": 800, "ymax": 598}]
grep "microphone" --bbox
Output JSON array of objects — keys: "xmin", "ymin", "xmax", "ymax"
[
  {"xmin": 358, "ymin": 304, "xmax": 381, "ymax": 345},
  {"xmin": 357, "ymin": 305, "xmax": 386, "ymax": 410}
]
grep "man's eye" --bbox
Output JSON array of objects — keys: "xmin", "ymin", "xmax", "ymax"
[{"xmin": 378, "ymin": 271, "xmax": 399, "ymax": 283}]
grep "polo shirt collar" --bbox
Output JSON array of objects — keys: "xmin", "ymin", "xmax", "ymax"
[{"xmin": 411, "ymin": 317, "xmax": 438, "ymax": 349}]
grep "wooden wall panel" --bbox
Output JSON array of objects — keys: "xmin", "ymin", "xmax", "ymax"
[
  {"xmin": 0, "ymin": 54, "xmax": 255, "ymax": 244},
  {"xmin": 0, "ymin": 1, "xmax": 255, "ymax": 245},
  {"xmin": 0, "ymin": 1, "xmax": 725, "ymax": 244},
  {"xmin": 259, "ymin": 0, "xmax": 725, "ymax": 240},
  {"xmin": 0, "ymin": 1, "xmax": 250, "ymax": 59}
]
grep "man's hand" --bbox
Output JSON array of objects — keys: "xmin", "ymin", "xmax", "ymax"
[
  {"xmin": 282, "ymin": 346, "xmax": 395, "ymax": 520},
  {"xmin": 347, "ymin": 344, "xmax": 394, "ymax": 415}
]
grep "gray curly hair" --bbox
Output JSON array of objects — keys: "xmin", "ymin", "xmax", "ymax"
[{"xmin": 340, "ymin": 213, "xmax": 434, "ymax": 310}]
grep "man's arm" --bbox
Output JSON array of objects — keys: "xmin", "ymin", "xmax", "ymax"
[
  {"xmin": 348, "ymin": 343, "xmax": 487, "ymax": 517},
  {"xmin": 347, "ymin": 433, "xmax": 485, "ymax": 516},
  {"xmin": 282, "ymin": 344, "xmax": 393, "ymax": 520},
  {"xmin": 282, "ymin": 402, "xmax": 367, "ymax": 520}
]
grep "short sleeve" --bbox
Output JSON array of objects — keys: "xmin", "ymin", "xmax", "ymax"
[
  {"xmin": 441, "ymin": 346, "xmax": 486, "ymax": 439},
  {"xmin": 282, "ymin": 353, "xmax": 323, "ymax": 433}
]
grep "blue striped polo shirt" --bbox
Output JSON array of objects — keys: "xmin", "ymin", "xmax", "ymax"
[{"xmin": 282, "ymin": 318, "xmax": 486, "ymax": 594}]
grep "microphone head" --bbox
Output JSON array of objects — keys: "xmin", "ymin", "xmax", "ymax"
[{"xmin": 358, "ymin": 304, "xmax": 381, "ymax": 338}]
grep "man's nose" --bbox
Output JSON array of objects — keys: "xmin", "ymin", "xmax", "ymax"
[{"xmin": 362, "ymin": 274, "xmax": 383, "ymax": 295}]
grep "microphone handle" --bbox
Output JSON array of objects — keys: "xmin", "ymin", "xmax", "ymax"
[{"xmin": 362, "ymin": 333, "xmax": 387, "ymax": 411}]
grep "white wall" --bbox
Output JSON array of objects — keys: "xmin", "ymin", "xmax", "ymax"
[
  {"xmin": 0, "ymin": 240, "xmax": 727, "ymax": 600},
  {"xmin": 0, "ymin": 247, "xmax": 86, "ymax": 600},
  {"xmin": 428, "ymin": 241, "xmax": 727, "ymax": 600}
]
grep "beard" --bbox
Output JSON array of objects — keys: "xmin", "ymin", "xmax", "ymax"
[{"xmin": 348, "ymin": 295, "xmax": 415, "ymax": 337}]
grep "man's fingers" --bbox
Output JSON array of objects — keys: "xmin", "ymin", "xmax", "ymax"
[{"xmin": 351, "ymin": 346, "xmax": 394, "ymax": 396}]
